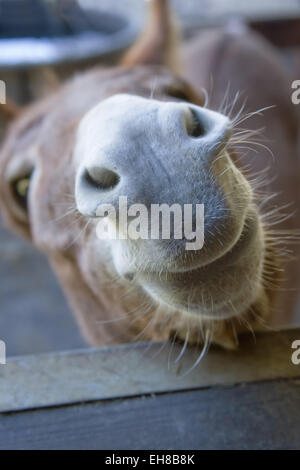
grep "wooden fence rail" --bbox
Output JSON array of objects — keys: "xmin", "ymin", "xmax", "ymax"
[{"xmin": 0, "ymin": 328, "xmax": 300, "ymax": 449}]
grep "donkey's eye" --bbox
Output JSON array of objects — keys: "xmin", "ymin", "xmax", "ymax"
[
  {"xmin": 12, "ymin": 175, "xmax": 31, "ymax": 210},
  {"xmin": 165, "ymin": 83, "xmax": 205, "ymax": 107},
  {"xmin": 6, "ymin": 155, "xmax": 34, "ymax": 220},
  {"xmin": 165, "ymin": 85, "xmax": 190, "ymax": 102}
]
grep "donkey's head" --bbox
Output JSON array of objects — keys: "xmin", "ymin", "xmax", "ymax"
[{"xmin": 0, "ymin": 0, "xmax": 277, "ymax": 349}]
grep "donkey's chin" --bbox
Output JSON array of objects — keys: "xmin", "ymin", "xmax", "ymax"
[{"xmin": 138, "ymin": 207, "xmax": 265, "ymax": 321}]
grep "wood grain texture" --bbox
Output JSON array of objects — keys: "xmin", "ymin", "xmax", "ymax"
[
  {"xmin": 1, "ymin": 328, "xmax": 300, "ymax": 413},
  {"xmin": 0, "ymin": 380, "xmax": 300, "ymax": 449},
  {"xmin": 1, "ymin": 328, "xmax": 300, "ymax": 449}
]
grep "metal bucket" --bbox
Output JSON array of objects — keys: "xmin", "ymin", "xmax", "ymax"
[{"xmin": 0, "ymin": 0, "xmax": 139, "ymax": 102}]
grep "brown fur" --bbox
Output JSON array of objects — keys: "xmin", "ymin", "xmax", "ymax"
[
  {"xmin": 0, "ymin": 2, "xmax": 299, "ymax": 350},
  {"xmin": 182, "ymin": 27, "xmax": 300, "ymax": 325},
  {"xmin": 121, "ymin": 0, "xmax": 174, "ymax": 68}
]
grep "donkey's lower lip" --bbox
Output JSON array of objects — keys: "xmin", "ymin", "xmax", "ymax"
[
  {"xmin": 138, "ymin": 212, "xmax": 258, "ymax": 284},
  {"xmin": 139, "ymin": 212, "xmax": 261, "ymax": 319}
]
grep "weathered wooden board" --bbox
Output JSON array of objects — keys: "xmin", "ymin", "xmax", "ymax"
[
  {"xmin": 0, "ymin": 328, "xmax": 300, "ymax": 413},
  {"xmin": 0, "ymin": 328, "xmax": 299, "ymax": 449},
  {"xmin": 0, "ymin": 380, "xmax": 300, "ymax": 450}
]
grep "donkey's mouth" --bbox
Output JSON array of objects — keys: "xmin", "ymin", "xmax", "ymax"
[
  {"xmin": 137, "ymin": 208, "xmax": 263, "ymax": 319},
  {"xmin": 138, "ymin": 205, "xmax": 256, "ymax": 279}
]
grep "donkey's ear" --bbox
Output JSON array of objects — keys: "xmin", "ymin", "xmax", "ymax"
[{"xmin": 120, "ymin": 0, "xmax": 177, "ymax": 68}]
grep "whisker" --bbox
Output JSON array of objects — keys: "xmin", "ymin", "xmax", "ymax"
[
  {"xmin": 174, "ymin": 325, "xmax": 190, "ymax": 364},
  {"xmin": 180, "ymin": 332, "xmax": 210, "ymax": 377}
]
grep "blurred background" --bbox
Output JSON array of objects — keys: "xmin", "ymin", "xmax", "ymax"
[{"xmin": 1, "ymin": 0, "xmax": 300, "ymax": 357}]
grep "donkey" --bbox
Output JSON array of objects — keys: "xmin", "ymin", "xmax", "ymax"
[{"xmin": 0, "ymin": 0, "xmax": 299, "ymax": 351}]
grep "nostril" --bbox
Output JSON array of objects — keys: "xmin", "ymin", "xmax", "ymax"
[
  {"xmin": 83, "ymin": 167, "xmax": 120, "ymax": 191},
  {"xmin": 185, "ymin": 108, "xmax": 207, "ymax": 138}
]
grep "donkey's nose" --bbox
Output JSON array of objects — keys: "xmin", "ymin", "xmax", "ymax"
[
  {"xmin": 84, "ymin": 167, "xmax": 120, "ymax": 191},
  {"xmin": 74, "ymin": 94, "xmax": 232, "ymax": 218},
  {"xmin": 76, "ymin": 165, "xmax": 121, "ymax": 217},
  {"xmin": 183, "ymin": 105, "xmax": 232, "ymax": 154}
]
